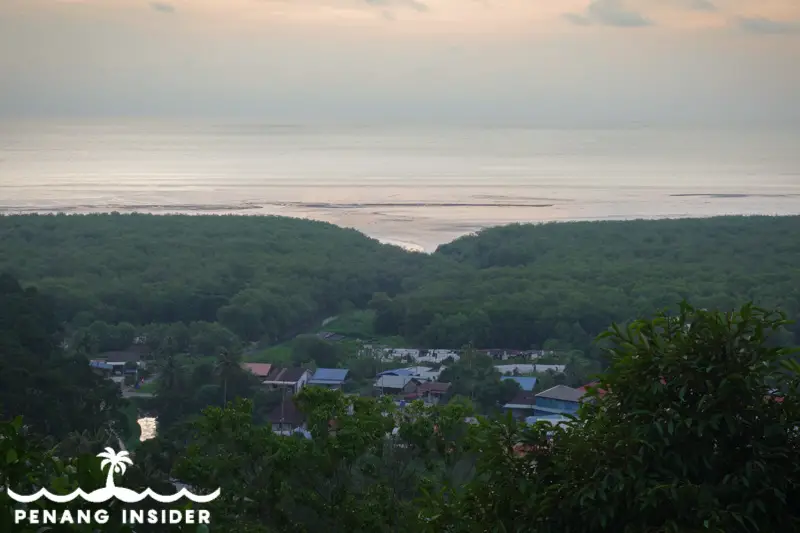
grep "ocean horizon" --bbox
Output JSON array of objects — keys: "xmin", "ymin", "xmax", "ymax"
[{"xmin": 2, "ymin": 121, "xmax": 799, "ymax": 252}]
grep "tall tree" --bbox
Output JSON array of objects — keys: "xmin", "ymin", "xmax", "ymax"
[{"xmin": 215, "ymin": 348, "xmax": 243, "ymax": 406}]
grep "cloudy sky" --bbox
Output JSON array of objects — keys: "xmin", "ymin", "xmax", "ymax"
[{"xmin": 1, "ymin": 0, "xmax": 798, "ymax": 126}]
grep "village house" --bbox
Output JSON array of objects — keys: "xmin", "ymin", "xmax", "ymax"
[
  {"xmin": 533, "ymin": 385, "xmax": 584, "ymax": 416},
  {"xmin": 308, "ymin": 368, "xmax": 349, "ymax": 389},
  {"xmin": 266, "ymin": 392, "xmax": 307, "ymax": 434},
  {"xmin": 96, "ymin": 344, "xmax": 151, "ymax": 367},
  {"xmin": 404, "ymin": 381, "xmax": 452, "ymax": 405},
  {"xmin": 378, "ymin": 366, "xmax": 442, "ymax": 382},
  {"xmin": 89, "ymin": 360, "xmax": 116, "ymax": 381},
  {"xmin": 360, "ymin": 345, "xmax": 461, "ymax": 364},
  {"xmin": 502, "ymin": 390, "xmax": 538, "ymax": 419},
  {"xmin": 241, "ymin": 363, "xmax": 273, "ymax": 379},
  {"xmin": 375, "ymin": 375, "xmax": 420, "ymax": 396},
  {"xmin": 495, "ymin": 364, "xmax": 566, "ymax": 375},
  {"xmin": 577, "ymin": 381, "xmax": 608, "ymax": 398},
  {"xmin": 262, "ymin": 367, "xmax": 311, "ymax": 395}
]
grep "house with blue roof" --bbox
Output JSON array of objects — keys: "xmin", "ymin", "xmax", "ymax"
[
  {"xmin": 308, "ymin": 368, "xmax": 350, "ymax": 390},
  {"xmin": 500, "ymin": 376, "xmax": 537, "ymax": 391}
]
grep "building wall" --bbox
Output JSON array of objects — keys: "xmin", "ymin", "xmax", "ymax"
[
  {"xmin": 504, "ymin": 406, "xmax": 535, "ymax": 420},
  {"xmin": 534, "ymin": 397, "xmax": 579, "ymax": 414},
  {"xmin": 402, "ymin": 381, "xmax": 419, "ymax": 394},
  {"xmin": 294, "ymin": 371, "xmax": 311, "ymax": 394}
]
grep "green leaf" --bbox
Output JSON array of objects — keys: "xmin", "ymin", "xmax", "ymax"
[{"xmin": 6, "ymin": 448, "xmax": 18, "ymax": 464}]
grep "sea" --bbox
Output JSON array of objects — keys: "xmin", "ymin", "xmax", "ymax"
[{"xmin": 1, "ymin": 121, "xmax": 799, "ymax": 253}]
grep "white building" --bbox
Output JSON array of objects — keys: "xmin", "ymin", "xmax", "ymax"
[
  {"xmin": 360, "ymin": 345, "xmax": 461, "ymax": 364},
  {"xmin": 495, "ymin": 364, "xmax": 566, "ymax": 375}
]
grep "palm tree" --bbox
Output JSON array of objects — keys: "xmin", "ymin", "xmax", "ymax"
[
  {"xmin": 58, "ymin": 428, "xmax": 112, "ymax": 456},
  {"xmin": 215, "ymin": 348, "xmax": 242, "ymax": 406},
  {"xmin": 157, "ymin": 353, "xmax": 181, "ymax": 395},
  {"xmin": 97, "ymin": 447, "xmax": 133, "ymax": 489}
]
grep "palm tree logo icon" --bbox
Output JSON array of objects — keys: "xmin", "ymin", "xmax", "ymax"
[
  {"xmin": 97, "ymin": 448, "xmax": 133, "ymax": 491},
  {"xmin": 8, "ymin": 447, "xmax": 221, "ymax": 504}
]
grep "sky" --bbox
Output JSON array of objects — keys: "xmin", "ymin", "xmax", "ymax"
[{"xmin": 1, "ymin": 0, "xmax": 799, "ymax": 126}]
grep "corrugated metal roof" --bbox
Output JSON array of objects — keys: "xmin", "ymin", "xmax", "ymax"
[
  {"xmin": 417, "ymin": 382, "xmax": 451, "ymax": 394},
  {"xmin": 377, "ymin": 368, "xmax": 413, "ymax": 377},
  {"xmin": 310, "ymin": 368, "xmax": 349, "ymax": 383},
  {"xmin": 536, "ymin": 385, "xmax": 584, "ymax": 402},
  {"xmin": 375, "ymin": 375, "xmax": 415, "ymax": 389},
  {"xmin": 264, "ymin": 367, "xmax": 309, "ymax": 383},
  {"xmin": 501, "ymin": 376, "xmax": 538, "ymax": 391},
  {"xmin": 242, "ymin": 363, "xmax": 272, "ymax": 377}
]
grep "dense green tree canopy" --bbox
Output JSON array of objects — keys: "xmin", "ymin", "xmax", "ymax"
[
  {"xmin": 0, "ymin": 214, "xmax": 448, "ymax": 346},
  {"xmin": 376, "ymin": 216, "xmax": 800, "ymax": 350},
  {"xmin": 4, "ymin": 214, "xmax": 798, "ymax": 361},
  {"xmin": 0, "ymin": 274, "xmax": 128, "ymax": 443}
]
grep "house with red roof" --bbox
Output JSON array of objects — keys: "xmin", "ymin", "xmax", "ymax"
[{"xmin": 241, "ymin": 363, "xmax": 273, "ymax": 379}]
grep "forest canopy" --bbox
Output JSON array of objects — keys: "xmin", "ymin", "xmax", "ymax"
[{"xmin": 1, "ymin": 214, "xmax": 798, "ymax": 358}]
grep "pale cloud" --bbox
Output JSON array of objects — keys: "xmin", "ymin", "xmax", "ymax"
[
  {"xmin": 564, "ymin": 0, "xmax": 652, "ymax": 28},
  {"xmin": 149, "ymin": 2, "xmax": 175, "ymax": 13},
  {"xmin": 688, "ymin": 0, "xmax": 716, "ymax": 11},
  {"xmin": 0, "ymin": 0, "xmax": 799, "ymax": 126},
  {"xmin": 364, "ymin": 0, "xmax": 429, "ymax": 12},
  {"xmin": 737, "ymin": 16, "xmax": 800, "ymax": 35}
]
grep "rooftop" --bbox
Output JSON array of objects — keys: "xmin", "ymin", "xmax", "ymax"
[
  {"xmin": 536, "ymin": 385, "xmax": 585, "ymax": 403},
  {"xmin": 577, "ymin": 381, "xmax": 607, "ymax": 397},
  {"xmin": 96, "ymin": 350, "xmax": 142, "ymax": 363},
  {"xmin": 264, "ymin": 367, "xmax": 309, "ymax": 383},
  {"xmin": 416, "ymin": 381, "xmax": 452, "ymax": 395},
  {"xmin": 309, "ymin": 368, "xmax": 349, "ymax": 384},
  {"xmin": 242, "ymin": 363, "xmax": 273, "ymax": 378},
  {"xmin": 375, "ymin": 375, "xmax": 417, "ymax": 390},
  {"xmin": 89, "ymin": 360, "xmax": 114, "ymax": 370},
  {"xmin": 503, "ymin": 390, "xmax": 537, "ymax": 408}
]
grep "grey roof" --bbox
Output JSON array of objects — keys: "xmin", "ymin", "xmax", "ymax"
[
  {"xmin": 97, "ymin": 351, "xmax": 142, "ymax": 363},
  {"xmin": 503, "ymin": 391, "xmax": 536, "ymax": 408},
  {"xmin": 375, "ymin": 375, "xmax": 416, "ymax": 390},
  {"xmin": 264, "ymin": 367, "xmax": 309, "ymax": 384},
  {"xmin": 535, "ymin": 385, "xmax": 584, "ymax": 403}
]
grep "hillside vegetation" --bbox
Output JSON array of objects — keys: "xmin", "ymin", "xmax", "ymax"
[
  {"xmin": 3, "ymin": 302, "xmax": 799, "ymax": 533},
  {"xmin": 373, "ymin": 216, "xmax": 800, "ymax": 351},
  {"xmin": 1, "ymin": 214, "xmax": 799, "ymax": 359}
]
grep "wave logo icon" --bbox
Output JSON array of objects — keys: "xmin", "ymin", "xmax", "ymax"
[{"xmin": 8, "ymin": 447, "xmax": 221, "ymax": 504}]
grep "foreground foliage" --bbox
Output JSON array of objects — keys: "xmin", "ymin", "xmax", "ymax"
[{"xmin": 2, "ymin": 303, "xmax": 798, "ymax": 532}]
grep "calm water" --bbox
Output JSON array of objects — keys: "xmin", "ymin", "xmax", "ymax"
[{"xmin": 1, "ymin": 121, "xmax": 799, "ymax": 252}]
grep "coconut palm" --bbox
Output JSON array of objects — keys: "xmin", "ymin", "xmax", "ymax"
[
  {"xmin": 157, "ymin": 352, "xmax": 181, "ymax": 395},
  {"xmin": 215, "ymin": 348, "xmax": 243, "ymax": 406},
  {"xmin": 97, "ymin": 447, "xmax": 133, "ymax": 489}
]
